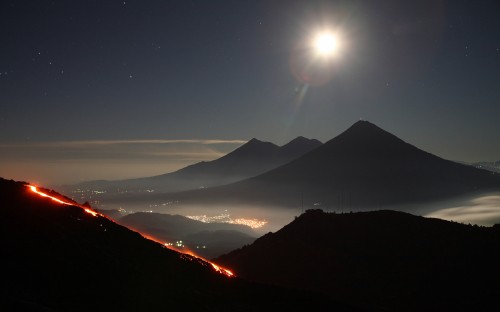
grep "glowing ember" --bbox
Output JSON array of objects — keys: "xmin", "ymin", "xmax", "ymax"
[{"xmin": 27, "ymin": 184, "xmax": 233, "ymax": 277}]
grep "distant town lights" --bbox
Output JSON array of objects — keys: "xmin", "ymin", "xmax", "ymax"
[{"xmin": 186, "ymin": 213, "xmax": 267, "ymax": 229}]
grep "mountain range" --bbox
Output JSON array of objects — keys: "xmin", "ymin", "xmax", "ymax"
[
  {"xmin": 62, "ymin": 136, "xmax": 321, "ymax": 199},
  {"xmin": 0, "ymin": 178, "xmax": 354, "ymax": 311},
  {"xmin": 217, "ymin": 209, "xmax": 500, "ymax": 311},
  {"xmin": 142, "ymin": 121, "xmax": 500, "ymax": 210}
]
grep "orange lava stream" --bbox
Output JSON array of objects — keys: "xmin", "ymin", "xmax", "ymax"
[
  {"xmin": 169, "ymin": 246, "xmax": 234, "ymax": 277},
  {"xmin": 26, "ymin": 184, "xmax": 234, "ymax": 277},
  {"xmin": 210, "ymin": 262, "xmax": 234, "ymax": 277},
  {"xmin": 28, "ymin": 185, "xmax": 99, "ymax": 217}
]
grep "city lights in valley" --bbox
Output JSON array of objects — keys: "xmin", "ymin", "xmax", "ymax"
[{"xmin": 186, "ymin": 212, "xmax": 267, "ymax": 229}]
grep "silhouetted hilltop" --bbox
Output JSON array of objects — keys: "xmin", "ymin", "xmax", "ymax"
[
  {"xmin": 63, "ymin": 136, "xmax": 322, "ymax": 197},
  {"xmin": 0, "ymin": 178, "xmax": 356, "ymax": 311},
  {"xmin": 165, "ymin": 138, "xmax": 280, "ymax": 186},
  {"xmin": 164, "ymin": 121, "xmax": 500, "ymax": 209},
  {"xmin": 217, "ymin": 209, "xmax": 500, "ymax": 311},
  {"xmin": 276, "ymin": 136, "xmax": 323, "ymax": 160},
  {"xmin": 219, "ymin": 138, "xmax": 278, "ymax": 160}
]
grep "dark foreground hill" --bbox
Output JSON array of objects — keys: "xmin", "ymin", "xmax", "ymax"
[
  {"xmin": 217, "ymin": 209, "xmax": 500, "ymax": 311},
  {"xmin": 0, "ymin": 178, "xmax": 357, "ymax": 311},
  {"xmin": 158, "ymin": 121, "xmax": 500, "ymax": 209},
  {"xmin": 119, "ymin": 212, "xmax": 257, "ymax": 258},
  {"xmin": 64, "ymin": 136, "xmax": 321, "ymax": 198}
]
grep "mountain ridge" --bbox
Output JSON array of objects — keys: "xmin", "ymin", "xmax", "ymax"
[
  {"xmin": 216, "ymin": 208, "xmax": 500, "ymax": 311},
  {"xmin": 62, "ymin": 136, "xmax": 322, "ymax": 198},
  {"xmin": 147, "ymin": 120, "xmax": 500, "ymax": 209}
]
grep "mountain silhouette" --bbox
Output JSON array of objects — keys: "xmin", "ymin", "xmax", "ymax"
[
  {"xmin": 217, "ymin": 209, "xmax": 500, "ymax": 311},
  {"xmin": 64, "ymin": 136, "xmax": 322, "ymax": 197},
  {"xmin": 0, "ymin": 178, "xmax": 358, "ymax": 311},
  {"xmin": 275, "ymin": 136, "xmax": 323, "ymax": 160},
  {"xmin": 159, "ymin": 120, "xmax": 500, "ymax": 209}
]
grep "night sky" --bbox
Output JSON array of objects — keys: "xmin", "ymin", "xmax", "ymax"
[{"xmin": 1, "ymin": 0, "xmax": 499, "ymax": 184}]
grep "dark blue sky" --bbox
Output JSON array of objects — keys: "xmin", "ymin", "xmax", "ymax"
[{"xmin": 1, "ymin": 0, "xmax": 499, "ymax": 184}]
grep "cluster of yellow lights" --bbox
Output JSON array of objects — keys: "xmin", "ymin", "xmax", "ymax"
[
  {"xmin": 233, "ymin": 218, "xmax": 268, "ymax": 229},
  {"xmin": 186, "ymin": 213, "xmax": 267, "ymax": 229}
]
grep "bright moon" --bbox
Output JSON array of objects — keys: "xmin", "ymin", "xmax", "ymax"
[{"xmin": 314, "ymin": 33, "xmax": 338, "ymax": 56}]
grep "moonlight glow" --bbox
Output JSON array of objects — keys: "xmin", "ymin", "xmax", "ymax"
[{"xmin": 313, "ymin": 33, "xmax": 338, "ymax": 56}]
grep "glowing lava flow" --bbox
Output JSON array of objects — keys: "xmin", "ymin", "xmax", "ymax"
[
  {"xmin": 210, "ymin": 262, "xmax": 234, "ymax": 277},
  {"xmin": 28, "ymin": 185, "xmax": 98, "ymax": 217},
  {"xmin": 173, "ymin": 247, "xmax": 234, "ymax": 277},
  {"xmin": 135, "ymin": 234, "xmax": 233, "ymax": 277},
  {"xmin": 27, "ymin": 184, "xmax": 234, "ymax": 277}
]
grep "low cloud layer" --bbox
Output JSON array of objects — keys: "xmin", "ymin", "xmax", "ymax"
[{"xmin": 425, "ymin": 193, "xmax": 500, "ymax": 226}]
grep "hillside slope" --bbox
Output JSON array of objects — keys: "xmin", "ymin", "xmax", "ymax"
[
  {"xmin": 217, "ymin": 209, "xmax": 500, "ymax": 311},
  {"xmin": 0, "ymin": 178, "xmax": 355, "ymax": 311}
]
